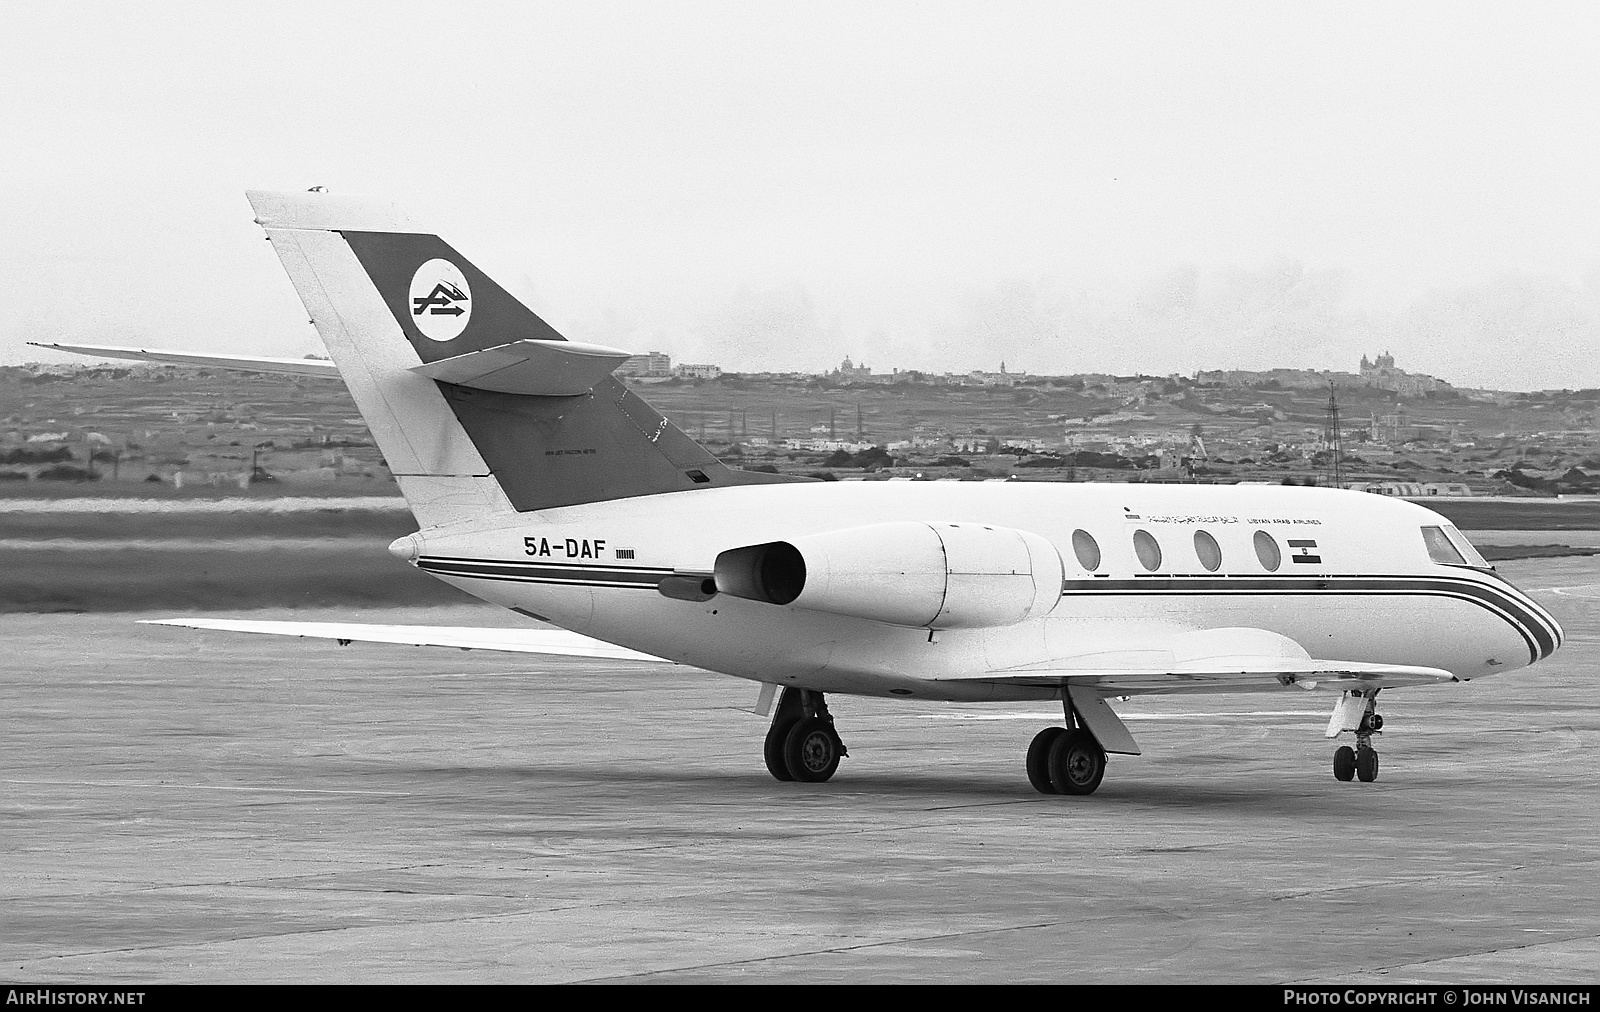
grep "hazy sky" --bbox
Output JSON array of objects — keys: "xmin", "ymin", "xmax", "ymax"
[{"xmin": 4, "ymin": 1, "xmax": 1598, "ymax": 389}]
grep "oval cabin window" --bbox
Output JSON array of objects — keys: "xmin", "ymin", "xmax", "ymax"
[
  {"xmin": 1253, "ymin": 530, "xmax": 1282, "ymax": 572},
  {"xmin": 1071, "ymin": 529, "xmax": 1101, "ymax": 571},
  {"xmin": 1132, "ymin": 529, "xmax": 1162, "ymax": 572},
  {"xmin": 1194, "ymin": 530, "xmax": 1222, "ymax": 572}
]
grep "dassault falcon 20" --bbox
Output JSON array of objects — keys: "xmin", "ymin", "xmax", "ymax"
[{"xmin": 38, "ymin": 189, "xmax": 1564, "ymax": 795}]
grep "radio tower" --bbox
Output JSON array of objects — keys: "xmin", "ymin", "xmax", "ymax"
[{"xmin": 1323, "ymin": 379, "xmax": 1344, "ymax": 489}]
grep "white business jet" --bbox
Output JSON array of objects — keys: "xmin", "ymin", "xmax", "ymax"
[{"xmin": 35, "ymin": 190, "xmax": 1564, "ymax": 795}]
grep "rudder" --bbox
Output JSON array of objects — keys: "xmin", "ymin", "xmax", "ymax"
[
  {"xmin": 248, "ymin": 190, "xmax": 802, "ymax": 526},
  {"xmin": 250, "ymin": 190, "xmax": 513, "ymax": 527}
]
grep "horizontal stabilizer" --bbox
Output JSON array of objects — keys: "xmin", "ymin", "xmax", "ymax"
[
  {"xmin": 143, "ymin": 618, "xmax": 670, "ymax": 662},
  {"xmin": 409, "ymin": 338, "xmax": 631, "ymax": 396},
  {"xmin": 28, "ymin": 342, "xmax": 342, "ymax": 379}
]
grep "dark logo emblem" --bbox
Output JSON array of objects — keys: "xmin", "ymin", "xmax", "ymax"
[
  {"xmin": 413, "ymin": 281, "xmax": 467, "ymax": 318},
  {"xmin": 407, "ymin": 259, "xmax": 472, "ymax": 342}
]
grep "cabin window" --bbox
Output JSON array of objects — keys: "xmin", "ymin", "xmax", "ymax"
[
  {"xmin": 1071, "ymin": 529, "xmax": 1101, "ymax": 571},
  {"xmin": 1253, "ymin": 530, "xmax": 1281, "ymax": 571},
  {"xmin": 1194, "ymin": 530, "xmax": 1222, "ymax": 572},
  {"xmin": 1132, "ymin": 529, "xmax": 1162, "ymax": 571},
  {"xmin": 1421, "ymin": 526, "xmax": 1470, "ymax": 566},
  {"xmin": 1441, "ymin": 524, "xmax": 1490, "ymax": 568}
]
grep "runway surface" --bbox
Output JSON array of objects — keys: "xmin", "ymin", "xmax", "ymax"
[{"xmin": 3, "ymin": 559, "xmax": 1598, "ymax": 984}]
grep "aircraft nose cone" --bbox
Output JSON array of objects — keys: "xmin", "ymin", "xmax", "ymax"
[{"xmin": 387, "ymin": 534, "xmax": 421, "ymax": 562}]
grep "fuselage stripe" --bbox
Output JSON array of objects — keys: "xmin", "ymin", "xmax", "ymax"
[
  {"xmin": 419, "ymin": 557, "xmax": 668, "ymax": 587},
  {"xmin": 416, "ymin": 558, "xmax": 1555, "ymax": 666},
  {"xmin": 1060, "ymin": 575, "xmax": 1552, "ymax": 663},
  {"xmin": 421, "ymin": 554, "xmax": 673, "ymax": 575}
]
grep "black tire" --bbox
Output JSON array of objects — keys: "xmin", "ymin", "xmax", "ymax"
[
  {"xmin": 1047, "ymin": 729, "xmax": 1106, "ymax": 796},
  {"xmin": 783, "ymin": 717, "xmax": 842, "ymax": 783},
  {"xmin": 1027, "ymin": 727, "xmax": 1066, "ymax": 794},
  {"xmin": 764, "ymin": 719, "xmax": 797, "ymax": 782},
  {"xmin": 1356, "ymin": 746, "xmax": 1379, "ymax": 783},
  {"xmin": 1333, "ymin": 745, "xmax": 1356, "ymax": 782}
]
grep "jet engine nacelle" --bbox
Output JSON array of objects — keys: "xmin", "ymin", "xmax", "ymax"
[{"xmin": 713, "ymin": 521, "xmax": 1064, "ymax": 629}]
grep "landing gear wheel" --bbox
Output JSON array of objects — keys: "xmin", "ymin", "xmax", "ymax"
[
  {"xmin": 764, "ymin": 719, "xmax": 798, "ymax": 782},
  {"xmin": 783, "ymin": 717, "xmax": 842, "ymax": 783},
  {"xmin": 1333, "ymin": 745, "xmax": 1356, "ymax": 782},
  {"xmin": 1047, "ymin": 729, "xmax": 1106, "ymax": 796},
  {"xmin": 1356, "ymin": 745, "xmax": 1379, "ymax": 783},
  {"xmin": 1027, "ymin": 727, "xmax": 1066, "ymax": 794}
]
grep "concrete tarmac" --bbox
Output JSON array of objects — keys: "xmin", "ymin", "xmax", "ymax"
[{"xmin": 3, "ymin": 559, "xmax": 1598, "ymax": 984}]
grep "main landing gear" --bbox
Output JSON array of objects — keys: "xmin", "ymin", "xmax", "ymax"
[
  {"xmin": 1332, "ymin": 691, "xmax": 1383, "ymax": 784},
  {"xmin": 1026, "ymin": 699, "xmax": 1108, "ymax": 796},
  {"xmin": 764, "ymin": 687, "xmax": 848, "ymax": 783}
]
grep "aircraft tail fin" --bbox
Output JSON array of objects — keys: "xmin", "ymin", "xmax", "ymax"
[{"xmin": 247, "ymin": 190, "xmax": 802, "ymax": 528}]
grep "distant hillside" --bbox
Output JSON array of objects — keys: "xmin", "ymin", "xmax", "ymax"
[{"xmin": 3, "ymin": 362, "xmax": 1597, "ymax": 494}]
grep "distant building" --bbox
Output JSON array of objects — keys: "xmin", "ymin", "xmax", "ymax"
[
  {"xmin": 673, "ymin": 363, "xmax": 722, "ymax": 380},
  {"xmin": 968, "ymin": 361, "xmax": 1026, "ymax": 387},
  {"xmin": 1001, "ymin": 437, "xmax": 1052, "ymax": 453},
  {"xmin": 1192, "ymin": 368, "xmax": 1356, "ymax": 391},
  {"xmin": 1348, "ymin": 481, "xmax": 1473, "ymax": 497},
  {"xmin": 790, "ymin": 438, "xmax": 872, "ymax": 453},
  {"xmin": 950, "ymin": 433, "xmax": 1000, "ymax": 454},
  {"xmin": 616, "ymin": 351, "xmax": 672, "ymax": 378},
  {"xmin": 1359, "ymin": 351, "xmax": 1449, "ymax": 396},
  {"xmin": 832, "ymin": 356, "xmax": 872, "ymax": 381},
  {"xmin": 1360, "ymin": 351, "xmax": 1396, "ymax": 374}
]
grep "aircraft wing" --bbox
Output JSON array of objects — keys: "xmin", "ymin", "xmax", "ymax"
[
  {"xmin": 942, "ymin": 660, "xmax": 1457, "ymax": 695},
  {"xmin": 28, "ymin": 342, "xmax": 343, "ymax": 379},
  {"xmin": 142, "ymin": 618, "xmax": 670, "ymax": 663},
  {"xmin": 944, "ymin": 626, "xmax": 1458, "ymax": 695}
]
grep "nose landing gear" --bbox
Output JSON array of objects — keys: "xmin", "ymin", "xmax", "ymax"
[
  {"xmin": 1330, "ymin": 691, "xmax": 1383, "ymax": 783},
  {"xmin": 1333, "ymin": 745, "xmax": 1356, "ymax": 781}
]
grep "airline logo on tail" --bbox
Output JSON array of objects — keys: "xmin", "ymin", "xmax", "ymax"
[{"xmin": 408, "ymin": 258, "xmax": 472, "ymax": 341}]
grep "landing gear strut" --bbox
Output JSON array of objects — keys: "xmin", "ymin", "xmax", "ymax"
[
  {"xmin": 764, "ymin": 687, "xmax": 847, "ymax": 783},
  {"xmin": 1027, "ymin": 697, "xmax": 1107, "ymax": 796},
  {"xmin": 1332, "ymin": 691, "xmax": 1382, "ymax": 783}
]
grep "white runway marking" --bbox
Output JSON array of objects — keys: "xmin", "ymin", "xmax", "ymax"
[
  {"xmin": 0, "ymin": 496, "xmax": 406, "ymax": 514},
  {"xmin": 1122, "ymin": 711, "xmax": 1328, "ymax": 720},
  {"xmin": 1547, "ymin": 584, "xmax": 1600, "ymax": 597},
  {"xmin": 3, "ymin": 779, "xmax": 412, "ymax": 797},
  {"xmin": 0, "ymin": 537, "xmax": 371, "ymax": 551},
  {"xmin": 917, "ymin": 711, "xmax": 1327, "ymax": 721}
]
